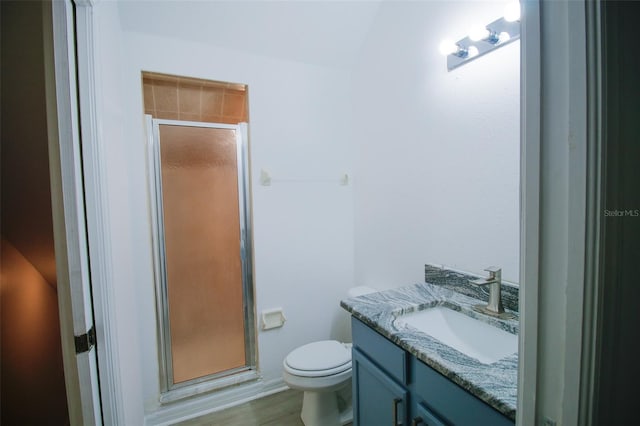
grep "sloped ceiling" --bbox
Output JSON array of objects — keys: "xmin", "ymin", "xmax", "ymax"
[{"xmin": 118, "ymin": 0, "xmax": 383, "ymax": 68}]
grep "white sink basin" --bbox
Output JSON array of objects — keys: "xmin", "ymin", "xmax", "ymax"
[{"xmin": 395, "ymin": 306, "xmax": 517, "ymax": 364}]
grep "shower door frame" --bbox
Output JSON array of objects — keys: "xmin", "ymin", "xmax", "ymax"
[{"xmin": 146, "ymin": 117, "xmax": 257, "ymax": 399}]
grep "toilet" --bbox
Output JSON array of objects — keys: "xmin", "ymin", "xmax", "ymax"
[{"xmin": 283, "ymin": 286, "xmax": 376, "ymax": 426}]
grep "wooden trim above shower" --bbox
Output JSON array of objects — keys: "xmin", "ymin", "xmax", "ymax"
[{"xmin": 142, "ymin": 71, "xmax": 248, "ymax": 124}]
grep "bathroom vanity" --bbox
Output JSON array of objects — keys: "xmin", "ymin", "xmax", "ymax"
[{"xmin": 341, "ymin": 276, "xmax": 518, "ymax": 426}]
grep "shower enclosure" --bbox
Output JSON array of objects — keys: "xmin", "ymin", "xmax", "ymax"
[{"xmin": 147, "ymin": 117, "xmax": 256, "ymax": 396}]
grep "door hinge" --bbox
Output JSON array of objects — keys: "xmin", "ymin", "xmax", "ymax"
[{"xmin": 75, "ymin": 325, "xmax": 96, "ymax": 354}]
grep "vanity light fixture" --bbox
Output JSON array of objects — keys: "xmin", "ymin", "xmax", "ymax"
[
  {"xmin": 439, "ymin": 39, "xmax": 465, "ymax": 57},
  {"xmin": 468, "ymin": 25, "xmax": 498, "ymax": 43},
  {"xmin": 440, "ymin": 1, "xmax": 521, "ymax": 71}
]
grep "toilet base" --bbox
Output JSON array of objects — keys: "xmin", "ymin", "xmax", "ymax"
[{"xmin": 300, "ymin": 384, "xmax": 352, "ymax": 426}]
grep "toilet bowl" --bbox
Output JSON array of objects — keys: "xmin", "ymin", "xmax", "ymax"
[
  {"xmin": 282, "ymin": 286, "xmax": 376, "ymax": 426},
  {"xmin": 283, "ymin": 340, "xmax": 353, "ymax": 426}
]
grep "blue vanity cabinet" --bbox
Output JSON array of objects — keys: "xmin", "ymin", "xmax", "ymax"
[
  {"xmin": 351, "ymin": 317, "xmax": 514, "ymax": 426},
  {"xmin": 352, "ymin": 318, "xmax": 409, "ymax": 426}
]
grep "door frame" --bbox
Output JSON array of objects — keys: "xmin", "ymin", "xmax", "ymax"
[
  {"xmin": 578, "ymin": 0, "xmax": 604, "ymax": 421},
  {"xmin": 45, "ymin": 0, "xmax": 102, "ymax": 423},
  {"xmin": 519, "ymin": 1, "xmax": 603, "ymax": 424},
  {"xmin": 517, "ymin": 1, "xmax": 541, "ymax": 424},
  {"xmin": 50, "ymin": 0, "xmax": 125, "ymax": 423}
]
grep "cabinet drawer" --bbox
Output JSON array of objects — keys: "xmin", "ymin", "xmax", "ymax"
[{"xmin": 352, "ymin": 317, "xmax": 408, "ymax": 384}]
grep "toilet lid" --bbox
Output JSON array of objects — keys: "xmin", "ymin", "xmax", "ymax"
[{"xmin": 285, "ymin": 340, "xmax": 351, "ymax": 373}]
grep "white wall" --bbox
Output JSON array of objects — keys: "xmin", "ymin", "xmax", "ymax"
[
  {"xmin": 92, "ymin": 2, "xmax": 356, "ymax": 423},
  {"xmin": 351, "ymin": 1, "xmax": 520, "ymax": 287}
]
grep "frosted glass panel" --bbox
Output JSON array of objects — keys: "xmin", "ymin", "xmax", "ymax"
[{"xmin": 158, "ymin": 124, "xmax": 246, "ymax": 384}]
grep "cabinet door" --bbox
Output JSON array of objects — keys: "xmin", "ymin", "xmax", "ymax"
[
  {"xmin": 353, "ymin": 348, "xmax": 408, "ymax": 426},
  {"xmin": 411, "ymin": 402, "xmax": 448, "ymax": 426},
  {"xmin": 411, "ymin": 358, "xmax": 514, "ymax": 426}
]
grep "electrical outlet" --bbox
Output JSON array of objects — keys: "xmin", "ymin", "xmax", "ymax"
[{"xmin": 543, "ymin": 417, "xmax": 557, "ymax": 426}]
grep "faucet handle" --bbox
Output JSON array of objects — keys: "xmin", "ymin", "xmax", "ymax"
[
  {"xmin": 470, "ymin": 266, "xmax": 502, "ymax": 285},
  {"xmin": 484, "ymin": 266, "xmax": 501, "ymax": 279}
]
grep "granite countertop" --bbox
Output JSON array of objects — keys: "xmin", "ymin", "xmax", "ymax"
[{"xmin": 340, "ymin": 280, "xmax": 518, "ymax": 421}]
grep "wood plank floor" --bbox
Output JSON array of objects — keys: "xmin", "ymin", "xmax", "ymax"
[{"xmin": 178, "ymin": 389, "xmax": 305, "ymax": 426}]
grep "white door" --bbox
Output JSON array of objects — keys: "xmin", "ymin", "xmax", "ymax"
[{"xmin": 45, "ymin": 1, "xmax": 102, "ymax": 424}]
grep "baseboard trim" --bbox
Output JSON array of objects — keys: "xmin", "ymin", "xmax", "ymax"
[{"xmin": 144, "ymin": 377, "xmax": 288, "ymax": 425}]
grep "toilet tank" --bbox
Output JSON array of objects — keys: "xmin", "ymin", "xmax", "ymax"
[{"xmin": 339, "ymin": 286, "xmax": 376, "ymax": 343}]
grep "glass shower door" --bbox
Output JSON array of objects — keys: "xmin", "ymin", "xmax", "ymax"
[{"xmin": 149, "ymin": 119, "xmax": 254, "ymax": 390}]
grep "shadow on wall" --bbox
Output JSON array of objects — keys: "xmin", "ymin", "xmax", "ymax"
[{"xmin": 1, "ymin": 237, "xmax": 68, "ymax": 425}]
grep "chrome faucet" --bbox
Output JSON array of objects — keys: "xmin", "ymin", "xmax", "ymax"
[{"xmin": 470, "ymin": 267, "xmax": 514, "ymax": 320}]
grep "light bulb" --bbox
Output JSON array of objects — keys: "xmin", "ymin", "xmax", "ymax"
[
  {"xmin": 439, "ymin": 39, "xmax": 458, "ymax": 56},
  {"xmin": 504, "ymin": 1, "xmax": 521, "ymax": 22},
  {"xmin": 469, "ymin": 25, "xmax": 490, "ymax": 42},
  {"xmin": 498, "ymin": 31, "xmax": 511, "ymax": 43},
  {"xmin": 467, "ymin": 46, "xmax": 479, "ymax": 58}
]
